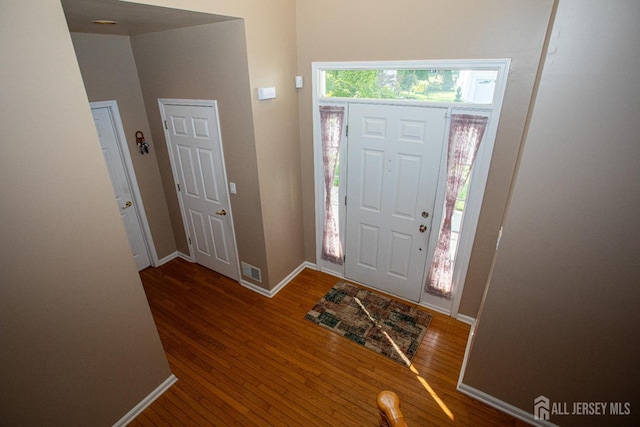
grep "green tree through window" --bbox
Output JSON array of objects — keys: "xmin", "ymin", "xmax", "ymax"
[{"xmin": 323, "ymin": 69, "xmax": 496, "ymax": 103}]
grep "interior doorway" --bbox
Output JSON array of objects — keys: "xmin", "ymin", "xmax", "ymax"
[
  {"xmin": 159, "ymin": 99, "xmax": 240, "ymax": 281},
  {"xmin": 65, "ymin": 0, "xmax": 252, "ymax": 275},
  {"xmin": 90, "ymin": 101, "xmax": 155, "ymax": 271}
]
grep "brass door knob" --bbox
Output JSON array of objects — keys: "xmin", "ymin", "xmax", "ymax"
[
  {"xmin": 122, "ymin": 201, "xmax": 132, "ymax": 209},
  {"xmin": 419, "ymin": 224, "xmax": 427, "ymax": 233},
  {"xmin": 216, "ymin": 209, "xmax": 227, "ymax": 216}
]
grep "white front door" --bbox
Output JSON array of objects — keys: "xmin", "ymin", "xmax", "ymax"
[
  {"xmin": 160, "ymin": 100, "xmax": 239, "ymax": 281},
  {"xmin": 91, "ymin": 105, "xmax": 151, "ymax": 271},
  {"xmin": 345, "ymin": 103, "xmax": 446, "ymax": 301}
]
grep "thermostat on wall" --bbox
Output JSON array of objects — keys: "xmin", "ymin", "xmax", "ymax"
[{"xmin": 258, "ymin": 87, "xmax": 276, "ymax": 100}]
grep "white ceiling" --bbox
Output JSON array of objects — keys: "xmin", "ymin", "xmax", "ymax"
[{"xmin": 61, "ymin": 0, "xmax": 236, "ymax": 36}]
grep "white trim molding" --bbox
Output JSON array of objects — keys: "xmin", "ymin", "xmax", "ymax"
[
  {"xmin": 418, "ymin": 300, "xmax": 451, "ymax": 316},
  {"xmin": 113, "ymin": 374, "xmax": 178, "ymax": 427},
  {"xmin": 89, "ymin": 100, "xmax": 159, "ymax": 268},
  {"xmin": 457, "ymin": 321, "xmax": 555, "ymax": 427},
  {"xmin": 455, "ymin": 313, "xmax": 476, "ymax": 325},
  {"xmin": 238, "ymin": 261, "xmax": 316, "ymax": 298},
  {"xmin": 155, "ymin": 251, "xmax": 192, "ymax": 266},
  {"xmin": 156, "ymin": 251, "xmax": 178, "ymax": 266},
  {"xmin": 158, "ymin": 98, "xmax": 242, "ymax": 282},
  {"xmin": 456, "ymin": 383, "xmax": 558, "ymax": 427}
]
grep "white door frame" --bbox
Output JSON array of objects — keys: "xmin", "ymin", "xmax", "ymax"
[
  {"xmin": 90, "ymin": 100, "xmax": 158, "ymax": 267},
  {"xmin": 158, "ymin": 98, "xmax": 241, "ymax": 280},
  {"xmin": 312, "ymin": 59, "xmax": 510, "ymax": 318}
]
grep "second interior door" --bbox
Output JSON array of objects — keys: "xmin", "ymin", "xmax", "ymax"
[
  {"xmin": 91, "ymin": 104, "xmax": 151, "ymax": 271},
  {"xmin": 345, "ymin": 103, "xmax": 446, "ymax": 301},
  {"xmin": 160, "ymin": 100, "xmax": 239, "ymax": 281}
]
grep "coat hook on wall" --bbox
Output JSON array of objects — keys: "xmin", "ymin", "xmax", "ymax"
[{"xmin": 135, "ymin": 131, "xmax": 149, "ymax": 154}]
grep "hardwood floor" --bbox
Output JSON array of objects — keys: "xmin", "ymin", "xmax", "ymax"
[{"xmin": 131, "ymin": 258, "xmax": 528, "ymax": 426}]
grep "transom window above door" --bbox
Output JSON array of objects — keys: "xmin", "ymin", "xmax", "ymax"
[{"xmin": 319, "ymin": 67, "xmax": 499, "ymax": 105}]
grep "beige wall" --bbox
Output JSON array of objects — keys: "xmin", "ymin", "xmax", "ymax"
[
  {"xmin": 462, "ymin": 0, "xmax": 640, "ymax": 424},
  {"xmin": 129, "ymin": 20, "xmax": 270, "ymax": 287},
  {"xmin": 295, "ymin": 0, "xmax": 556, "ymax": 317},
  {"xmin": 124, "ymin": 0, "xmax": 304, "ymax": 289},
  {"xmin": 246, "ymin": 1, "xmax": 304, "ymax": 286},
  {"xmin": 70, "ymin": 33, "xmax": 177, "ymax": 260},
  {"xmin": 4, "ymin": 0, "xmax": 637, "ymax": 423},
  {"xmin": 0, "ymin": 1, "xmax": 171, "ymax": 425}
]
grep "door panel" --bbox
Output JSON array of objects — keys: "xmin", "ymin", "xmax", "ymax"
[
  {"xmin": 345, "ymin": 103, "xmax": 446, "ymax": 301},
  {"xmin": 209, "ymin": 215, "xmax": 231, "ymax": 262},
  {"xmin": 190, "ymin": 209, "xmax": 210, "ymax": 256},
  {"xmin": 198, "ymin": 148, "xmax": 221, "ymax": 202},
  {"xmin": 357, "ymin": 223, "xmax": 380, "ymax": 269},
  {"xmin": 388, "ymin": 231, "xmax": 412, "ymax": 279},
  {"xmin": 91, "ymin": 106, "xmax": 151, "ymax": 271},
  {"xmin": 177, "ymin": 145, "xmax": 199, "ymax": 197},
  {"xmin": 394, "ymin": 154, "xmax": 422, "ymax": 217},
  {"xmin": 161, "ymin": 101, "xmax": 239, "ymax": 281},
  {"xmin": 360, "ymin": 149, "xmax": 385, "ymax": 211}
]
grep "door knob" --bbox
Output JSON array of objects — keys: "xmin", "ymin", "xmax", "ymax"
[
  {"xmin": 122, "ymin": 201, "xmax": 132, "ymax": 209},
  {"xmin": 216, "ymin": 209, "xmax": 227, "ymax": 216},
  {"xmin": 419, "ymin": 224, "xmax": 427, "ymax": 233}
]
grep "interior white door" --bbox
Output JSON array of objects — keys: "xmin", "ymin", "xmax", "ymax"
[
  {"xmin": 345, "ymin": 103, "xmax": 446, "ymax": 301},
  {"xmin": 91, "ymin": 106, "xmax": 151, "ymax": 271},
  {"xmin": 160, "ymin": 101, "xmax": 239, "ymax": 281}
]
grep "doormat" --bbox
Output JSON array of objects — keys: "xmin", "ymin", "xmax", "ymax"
[{"xmin": 305, "ymin": 281, "xmax": 432, "ymax": 367}]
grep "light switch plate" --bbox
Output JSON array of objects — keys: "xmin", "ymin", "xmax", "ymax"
[{"xmin": 258, "ymin": 87, "xmax": 276, "ymax": 100}]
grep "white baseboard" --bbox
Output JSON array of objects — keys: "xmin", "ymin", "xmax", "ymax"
[
  {"xmin": 176, "ymin": 251, "xmax": 192, "ymax": 262},
  {"xmin": 456, "ymin": 382, "xmax": 558, "ymax": 427},
  {"xmin": 418, "ymin": 302, "xmax": 476, "ymax": 326},
  {"xmin": 155, "ymin": 251, "xmax": 192, "ymax": 266},
  {"xmin": 320, "ymin": 268, "xmax": 345, "ymax": 281},
  {"xmin": 238, "ymin": 261, "xmax": 315, "ymax": 298},
  {"xmin": 456, "ymin": 322, "xmax": 556, "ymax": 427},
  {"xmin": 418, "ymin": 300, "xmax": 451, "ymax": 316},
  {"xmin": 113, "ymin": 374, "xmax": 178, "ymax": 427},
  {"xmin": 456, "ymin": 313, "xmax": 476, "ymax": 325},
  {"xmin": 302, "ymin": 261, "xmax": 317, "ymax": 271},
  {"xmin": 155, "ymin": 251, "xmax": 177, "ymax": 266}
]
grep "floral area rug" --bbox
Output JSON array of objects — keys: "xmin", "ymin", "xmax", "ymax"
[{"xmin": 305, "ymin": 281, "xmax": 432, "ymax": 366}]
